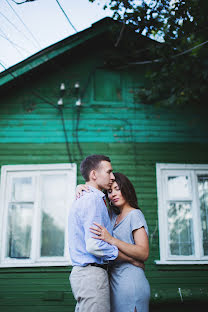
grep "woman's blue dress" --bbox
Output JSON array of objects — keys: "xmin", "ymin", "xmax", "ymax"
[{"xmin": 109, "ymin": 209, "xmax": 150, "ymax": 312}]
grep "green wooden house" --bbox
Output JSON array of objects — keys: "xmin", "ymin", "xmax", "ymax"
[{"xmin": 0, "ymin": 17, "xmax": 208, "ymax": 312}]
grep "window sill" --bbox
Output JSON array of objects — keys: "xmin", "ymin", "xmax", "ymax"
[
  {"xmin": 155, "ymin": 260, "xmax": 208, "ymax": 265},
  {"xmin": 0, "ymin": 261, "xmax": 72, "ymax": 268}
]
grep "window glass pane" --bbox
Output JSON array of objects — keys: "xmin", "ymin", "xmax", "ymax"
[
  {"xmin": 198, "ymin": 175, "xmax": 208, "ymax": 256},
  {"xmin": 168, "ymin": 176, "xmax": 190, "ymax": 198},
  {"xmin": 12, "ymin": 177, "xmax": 34, "ymax": 202},
  {"xmin": 167, "ymin": 202, "xmax": 194, "ymax": 256},
  {"xmin": 40, "ymin": 174, "xmax": 68, "ymax": 257},
  {"xmin": 6, "ymin": 203, "xmax": 33, "ymax": 258}
]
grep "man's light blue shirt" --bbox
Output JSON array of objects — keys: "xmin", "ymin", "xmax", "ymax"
[{"xmin": 68, "ymin": 186, "xmax": 118, "ymax": 266}]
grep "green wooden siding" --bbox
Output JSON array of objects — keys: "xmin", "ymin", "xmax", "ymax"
[
  {"xmin": 0, "ymin": 267, "xmax": 75, "ymax": 312},
  {"xmin": 0, "ymin": 104, "xmax": 206, "ymax": 143},
  {"xmin": 0, "ymin": 142, "xmax": 208, "ymax": 311},
  {"xmin": 0, "ymin": 32, "xmax": 208, "ymax": 311},
  {"xmin": 0, "ymin": 45, "xmax": 207, "ymax": 145}
]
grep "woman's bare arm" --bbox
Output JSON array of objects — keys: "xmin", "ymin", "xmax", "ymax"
[
  {"xmin": 90, "ymin": 222, "xmax": 149, "ymax": 262},
  {"xmin": 117, "ymin": 251, "xmax": 145, "ymax": 269}
]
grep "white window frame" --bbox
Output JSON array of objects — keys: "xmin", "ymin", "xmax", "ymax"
[
  {"xmin": 0, "ymin": 164, "xmax": 76, "ymax": 268},
  {"xmin": 156, "ymin": 163, "xmax": 208, "ymax": 265}
]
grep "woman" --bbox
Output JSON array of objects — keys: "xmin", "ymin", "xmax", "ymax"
[{"xmin": 77, "ymin": 173, "xmax": 150, "ymax": 312}]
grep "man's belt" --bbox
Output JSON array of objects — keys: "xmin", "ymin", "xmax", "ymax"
[{"xmin": 88, "ymin": 263, "xmax": 108, "ymax": 271}]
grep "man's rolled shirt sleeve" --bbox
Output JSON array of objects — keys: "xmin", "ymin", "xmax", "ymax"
[{"xmin": 82, "ymin": 193, "xmax": 118, "ymax": 261}]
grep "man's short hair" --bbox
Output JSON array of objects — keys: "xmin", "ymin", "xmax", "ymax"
[{"xmin": 80, "ymin": 154, "xmax": 111, "ymax": 181}]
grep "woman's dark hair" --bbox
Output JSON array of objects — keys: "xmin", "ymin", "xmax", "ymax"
[{"xmin": 107, "ymin": 172, "xmax": 140, "ymax": 216}]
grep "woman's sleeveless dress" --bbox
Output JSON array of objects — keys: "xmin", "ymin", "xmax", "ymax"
[{"xmin": 109, "ymin": 209, "xmax": 150, "ymax": 312}]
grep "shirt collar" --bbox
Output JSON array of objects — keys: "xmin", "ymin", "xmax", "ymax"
[{"xmin": 87, "ymin": 185, "xmax": 105, "ymax": 198}]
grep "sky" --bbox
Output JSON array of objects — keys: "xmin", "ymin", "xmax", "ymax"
[{"xmin": 0, "ymin": 0, "xmax": 112, "ymax": 72}]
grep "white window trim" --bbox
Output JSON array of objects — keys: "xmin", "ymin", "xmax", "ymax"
[
  {"xmin": 0, "ymin": 163, "xmax": 76, "ymax": 268},
  {"xmin": 156, "ymin": 163, "xmax": 208, "ymax": 265}
]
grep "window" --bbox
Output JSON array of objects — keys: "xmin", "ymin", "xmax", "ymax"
[
  {"xmin": 156, "ymin": 164, "xmax": 208, "ymax": 264},
  {"xmin": 0, "ymin": 164, "xmax": 76, "ymax": 267},
  {"xmin": 93, "ymin": 69, "xmax": 122, "ymax": 102}
]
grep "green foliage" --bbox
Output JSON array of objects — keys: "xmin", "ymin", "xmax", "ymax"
[{"xmin": 91, "ymin": 0, "xmax": 208, "ymax": 108}]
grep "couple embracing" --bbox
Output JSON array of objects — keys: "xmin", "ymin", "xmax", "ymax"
[{"xmin": 68, "ymin": 154, "xmax": 150, "ymax": 312}]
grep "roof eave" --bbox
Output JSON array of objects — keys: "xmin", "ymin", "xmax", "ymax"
[{"xmin": 0, "ymin": 17, "xmax": 114, "ymax": 87}]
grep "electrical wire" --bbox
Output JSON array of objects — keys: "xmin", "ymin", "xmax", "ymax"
[
  {"xmin": 0, "ymin": 60, "xmax": 74, "ymax": 163},
  {"xmin": 127, "ymin": 39, "xmax": 208, "ymax": 66},
  {"xmin": 74, "ymin": 63, "xmax": 117, "ymax": 160},
  {"xmin": 0, "ymin": 6, "xmax": 83, "ymax": 163},
  {"xmin": 171, "ymin": 39, "xmax": 208, "ymax": 57},
  {"xmin": 33, "ymin": 87, "xmax": 74, "ymax": 163},
  {"xmin": 0, "ymin": 62, "xmax": 58, "ymax": 109},
  {"xmin": 55, "ymin": 0, "xmax": 77, "ymax": 33},
  {"xmin": 31, "ymin": 91, "xmax": 58, "ymax": 109},
  {"xmin": 0, "ymin": 30, "xmax": 27, "ymax": 60},
  {"xmin": 0, "ymin": 10, "xmax": 39, "ymax": 48},
  {"xmin": 74, "ymin": 66, "xmax": 101, "ymax": 159},
  {"xmin": 1, "ymin": 15, "xmax": 207, "ymax": 163},
  {"xmin": 0, "ymin": 61, "xmax": 7, "ymax": 71},
  {"xmin": 59, "ymin": 106, "xmax": 73, "ymax": 163},
  {"xmin": 114, "ymin": 18, "xmax": 126, "ymax": 48},
  {"xmin": 5, "ymin": 0, "xmax": 42, "ymax": 49},
  {"xmin": 11, "ymin": 0, "xmax": 36, "ymax": 6},
  {"xmin": 0, "ymin": 31, "xmax": 31, "ymax": 54},
  {"xmin": 75, "ymin": 106, "xmax": 83, "ymax": 159}
]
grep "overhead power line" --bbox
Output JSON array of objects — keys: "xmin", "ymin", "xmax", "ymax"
[
  {"xmin": 11, "ymin": 0, "xmax": 35, "ymax": 4},
  {"xmin": 0, "ymin": 10, "xmax": 37, "ymax": 48},
  {"xmin": 5, "ymin": 0, "xmax": 42, "ymax": 49},
  {"xmin": 171, "ymin": 39, "xmax": 208, "ymax": 57},
  {"xmin": 128, "ymin": 39, "xmax": 208, "ymax": 66},
  {"xmin": 0, "ymin": 31, "xmax": 30, "ymax": 54},
  {"xmin": 0, "ymin": 61, "xmax": 74, "ymax": 164},
  {"xmin": 0, "ymin": 26, "xmax": 29, "ymax": 61},
  {"xmin": 0, "ymin": 60, "xmax": 7, "ymax": 70},
  {"xmin": 55, "ymin": 0, "xmax": 78, "ymax": 33}
]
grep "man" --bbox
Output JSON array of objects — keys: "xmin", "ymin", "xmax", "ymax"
[{"xmin": 68, "ymin": 154, "xmax": 142, "ymax": 312}]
